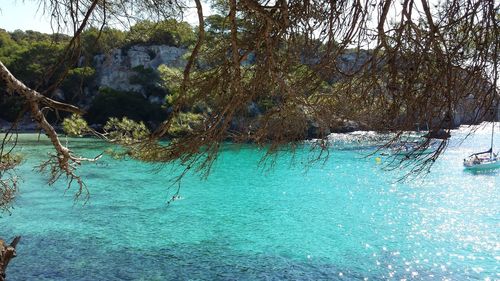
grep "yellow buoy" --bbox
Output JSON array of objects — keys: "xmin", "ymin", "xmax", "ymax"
[{"xmin": 375, "ymin": 157, "xmax": 382, "ymax": 164}]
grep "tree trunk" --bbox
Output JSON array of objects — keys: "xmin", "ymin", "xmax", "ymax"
[{"xmin": 0, "ymin": 236, "xmax": 20, "ymax": 281}]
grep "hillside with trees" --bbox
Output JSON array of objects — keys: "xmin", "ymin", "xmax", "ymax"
[{"xmin": 1, "ymin": 19, "xmax": 495, "ymax": 137}]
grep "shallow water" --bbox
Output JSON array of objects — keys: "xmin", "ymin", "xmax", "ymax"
[{"xmin": 1, "ymin": 124, "xmax": 499, "ymax": 280}]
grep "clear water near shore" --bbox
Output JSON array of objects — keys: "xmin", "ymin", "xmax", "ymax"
[{"xmin": 1, "ymin": 124, "xmax": 499, "ymax": 280}]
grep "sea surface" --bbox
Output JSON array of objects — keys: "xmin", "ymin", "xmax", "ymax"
[{"xmin": 1, "ymin": 124, "xmax": 499, "ymax": 280}]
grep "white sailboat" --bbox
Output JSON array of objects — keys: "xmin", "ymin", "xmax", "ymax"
[{"xmin": 463, "ymin": 122, "xmax": 499, "ymax": 170}]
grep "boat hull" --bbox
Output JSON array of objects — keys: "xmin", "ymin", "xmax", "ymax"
[{"xmin": 464, "ymin": 160, "xmax": 500, "ymax": 170}]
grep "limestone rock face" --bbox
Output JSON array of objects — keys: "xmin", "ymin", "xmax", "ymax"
[
  {"xmin": 93, "ymin": 45, "xmax": 187, "ymax": 92},
  {"xmin": 336, "ymin": 52, "xmax": 370, "ymax": 75},
  {"xmin": 147, "ymin": 45, "xmax": 187, "ymax": 69}
]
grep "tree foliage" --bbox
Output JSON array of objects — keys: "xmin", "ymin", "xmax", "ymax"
[
  {"xmin": 62, "ymin": 113, "xmax": 90, "ymax": 137},
  {"xmin": 125, "ymin": 20, "xmax": 196, "ymax": 47},
  {"xmin": 86, "ymin": 88, "xmax": 165, "ymax": 126}
]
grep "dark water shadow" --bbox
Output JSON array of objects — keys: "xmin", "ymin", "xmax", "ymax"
[{"xmin": 4, "ymin": 233, "xmax": 486, "ymax": 281}]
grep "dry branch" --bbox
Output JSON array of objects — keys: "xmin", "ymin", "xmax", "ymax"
[
  {"xmin": 0, "ymin": 236, "xmax": 20, "ymax": 281},
  {"xmin": 0, "ymin": 60, "xmax": 101, "ymax": 200}
]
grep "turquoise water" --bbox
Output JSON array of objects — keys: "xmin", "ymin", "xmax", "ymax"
[{"xmin": 1, "ymin": 125, "xmax": 499, "ymax": 280}]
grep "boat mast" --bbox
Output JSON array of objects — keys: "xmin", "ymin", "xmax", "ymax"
[
  {"xmin": 494, "ymin": 51, "xmax": 499, "ymax": 157},
  {"xmin": 493, "ymin": 98, "xmax": 499, "ymax": 158},
  {"xmin": 492, "ymin": 121, "xmax": 495, "ymax": 158}
]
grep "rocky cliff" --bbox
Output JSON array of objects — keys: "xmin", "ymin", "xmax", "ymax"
[{"xmin": 91, "ymin": 45, "xmax": 187, "ymax": 93}]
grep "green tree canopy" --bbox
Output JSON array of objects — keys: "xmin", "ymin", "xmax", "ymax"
[{"xmin": 126, "ymin": 19, "xmax": 196, "ymax": 47}]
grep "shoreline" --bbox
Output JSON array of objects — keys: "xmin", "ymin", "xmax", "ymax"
[{"xmin": 2, "ymin": 122, "xmax": 498, "ymax": 144}]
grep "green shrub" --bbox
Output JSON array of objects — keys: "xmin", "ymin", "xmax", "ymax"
[
  {"xmin": 86, "ymin": 88, "xmax": 164, "ymax": 126},
  {"xmin": 60, "ymin": 67, "xmax": 96, "ymax": 102},
  {"xmin": 62, "ymin": 114, "xmax": 90, "ymax": 137},
  {"xmin": 104, "ymin": 117, "xmax": 150, "ymax": 144},
  {"xmin": 0, "ymin": 95, "xmax": 24, "ymax": 122},
  {"xmin": 168, "ymin": 112, "xmax": 204, "ymax": 137},
  {"xmin": 125, "ymin": 20, "xmax": 195, "ymax": 48},
  {"xmin": 81, "ymin": 27, "xmax": 126, "ymax": 56},
  {"xmin": 129, "ymin": 66, "xmax": 167, "ymax": 98}
]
